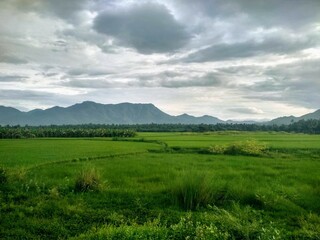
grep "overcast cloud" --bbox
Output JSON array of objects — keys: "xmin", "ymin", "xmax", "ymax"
[{"xmin": 0, "ymin": 0, "xmax": 319, "ymax": 120}]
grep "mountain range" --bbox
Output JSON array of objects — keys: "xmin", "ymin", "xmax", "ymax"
[
  {"xmin": 0, "ymin": 101, "xmax": 319, "ymax": 126},
  {"xmin": 267, "ymin": 109, "xmax": 320, "ymax": 125}
]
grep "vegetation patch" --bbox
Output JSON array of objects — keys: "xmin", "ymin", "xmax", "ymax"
[{"xmin": 209, "ymin": 140, "xmax": 268, "ymax": 156}]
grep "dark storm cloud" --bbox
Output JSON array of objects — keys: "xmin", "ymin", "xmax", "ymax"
[
  {"xmin": 93, "ymin": 3, "xmax": 190, "ymax": 54},
  {"xmin": 181, "ymin": 36, "xmax": 317, "ymax": 62}
]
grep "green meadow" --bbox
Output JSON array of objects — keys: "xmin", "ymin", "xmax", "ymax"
[{"xmin": 1, "ymin": 132, "xmax": 320, "ymax": 239}]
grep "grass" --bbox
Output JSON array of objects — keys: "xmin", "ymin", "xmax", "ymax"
[
  {"xmin": 0, "ymin": 138, "xmax": 161, "ymax": 168},
  {"xmin": 0, "ymin": 131, "xmax": 320, "ymax": 239}
]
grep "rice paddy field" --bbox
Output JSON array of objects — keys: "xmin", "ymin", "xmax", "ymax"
[{"xmin": 1, "ymin": 131, "xmax": 320, "ymax": 239}]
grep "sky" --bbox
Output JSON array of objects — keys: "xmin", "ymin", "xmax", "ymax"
[{"xmin": 0, "ymin": 0, "xmax": 319, "ymax": 120}]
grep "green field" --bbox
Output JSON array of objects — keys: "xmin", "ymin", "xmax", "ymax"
[{"xmin": 1, "ymin": 132, "xmax": 320, "ymax": 239}]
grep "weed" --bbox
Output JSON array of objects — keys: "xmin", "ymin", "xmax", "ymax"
[{"xmin": 49, "ymin": 186, "xmax": 60, "ymax": 198}]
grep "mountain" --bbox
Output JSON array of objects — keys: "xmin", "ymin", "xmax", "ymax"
[
  {"xmin": 0, "ymin": 101, "xmax": 223, "ymax": 126},
  {"xmin": 268, "ymin": 109, "xmax": 320, "ymax": 125},
  {"xmin": 1, "ymin": 101, "xmax": 318, "ymax": 126},
  {"xmin": 176, "ymin": 114, "xmax": 223, "ymax": 124}
]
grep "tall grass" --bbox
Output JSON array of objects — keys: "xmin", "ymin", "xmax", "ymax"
[
  {"xmin": 170, "ymin": 172, "xmax": 214, "ymax": 210},
  {"xmin": 74, "ymin": 167, "xmax": 102, "ymax": 192},
  {"xmin": 0, "ymin": 167, "xmax": 7, "ymax": 184}
]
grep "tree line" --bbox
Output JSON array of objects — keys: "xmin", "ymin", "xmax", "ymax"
[
  {"xmin": 0, "ymin": 126, "xmax": 136, "ymax": 139},
  {"xmin": 128, "ymin": 119, "xmax": 320, "ymax": 134},
  {"xmin": 0, "ymin": 119, "xmax": 319, "ymax": 138}
]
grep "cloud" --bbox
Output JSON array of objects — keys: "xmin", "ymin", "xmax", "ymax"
[
  {"xmin": 62, "ymin": 71, "xmax": 226, "ymax": 89},
  {"xmin": 228, "ymin": 107, "xmax": 264, "ymax": 115},
  {"xmin": 154, "ymin": 72, "xmax": 225, "ymax": 88},
  {"xmin": 0, "ymin": 0, "xmax": 319, "ymax": 120},
  {"xmin": 63, "ymin": 79, "xmax": 127, "ymax": 88},
  {"xmin": 240, "ymin": 58, "xmax": 320, "ymax": 109},
  {"xmin": 181, "ymin": 35, "xmax": 317, "ymax": 62},
  {"xmin": 0, "ymin": 55, "xmax": 28, "ymax": 64},
  {"xmin": 0, "ymin": 89, "xmax": 57, "ymax": 100},
  {"xmin": 67, "ymin": 68, "xmax": 113, "ymax": 76},
  {"xmin": 0, "ymin": 75, "xmax": 27, "ymax": 82},
  {"xmin": 93, "ymin": 3, "xmax": 190, "ymax": 54},
  {"xmin": 0, "ymin": 0, "xmax": 90, "ymax": 23},
  {"xmin": 174, "ymin": 0, "xmax": 320, "ymax": 29},
  {"xmin": 234, "ymin": 0, "xmax": 320, "ymax": 28}
]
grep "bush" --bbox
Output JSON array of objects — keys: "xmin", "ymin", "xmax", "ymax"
[
  {"xmin": 209, "ymin": 140, "xmax": 267, "ymax": 156},
  {"xmin": 74, "ymin": 167, "xmax": 102, "ymax": 192},
  {"xmin": 208, "ymin": 145, "xmax": 227, "ymax": 154}
]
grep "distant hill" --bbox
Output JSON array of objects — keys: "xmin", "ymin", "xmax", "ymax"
[
  {"xmin": 268, "ymin": 109, "xmax": 320, "ymax": 125},
  {"xmin": 0, "ymin": 101, "xmax": 224, "ymax": 126}
]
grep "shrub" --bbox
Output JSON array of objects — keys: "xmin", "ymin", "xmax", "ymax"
[
  {"xmin": 227, "ymin": 140, "xmax": 267, "ymax": 156},
  {"xmin": 74, "ymin": 167, "xmax": 102, "ymax": 192},
  {"xmin": 209, "ymin": 140, "xmax": 267, "ymax": 156},
  {"xmin": 208, "ymin": 145, "xmax": 227, "ymax": 154}
]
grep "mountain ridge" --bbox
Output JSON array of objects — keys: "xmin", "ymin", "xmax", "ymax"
[
  {"xmin": 0, "ymin": 101, "xmax": 319, "ymax": 126},
  {"xmin": 0, "ymin": 101, "xmax": 223, "ymax": 126}
]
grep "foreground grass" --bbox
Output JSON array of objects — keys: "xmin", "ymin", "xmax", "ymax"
[{"xmin": 1, "ymin": 132, "xmax": 320, "ymax": 239}]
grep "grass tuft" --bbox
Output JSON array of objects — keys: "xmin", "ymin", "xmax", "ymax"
[
  {"xmin": 171, "ymin": 172, "xmax": 213, "ymax": 210},
  {"xmin": 74, "ymin": 167, "xmax": 102, "ymax": 192},
  {"xmin": 0, "ymin": 166, "xmax": 8, "ymax": 184}
]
